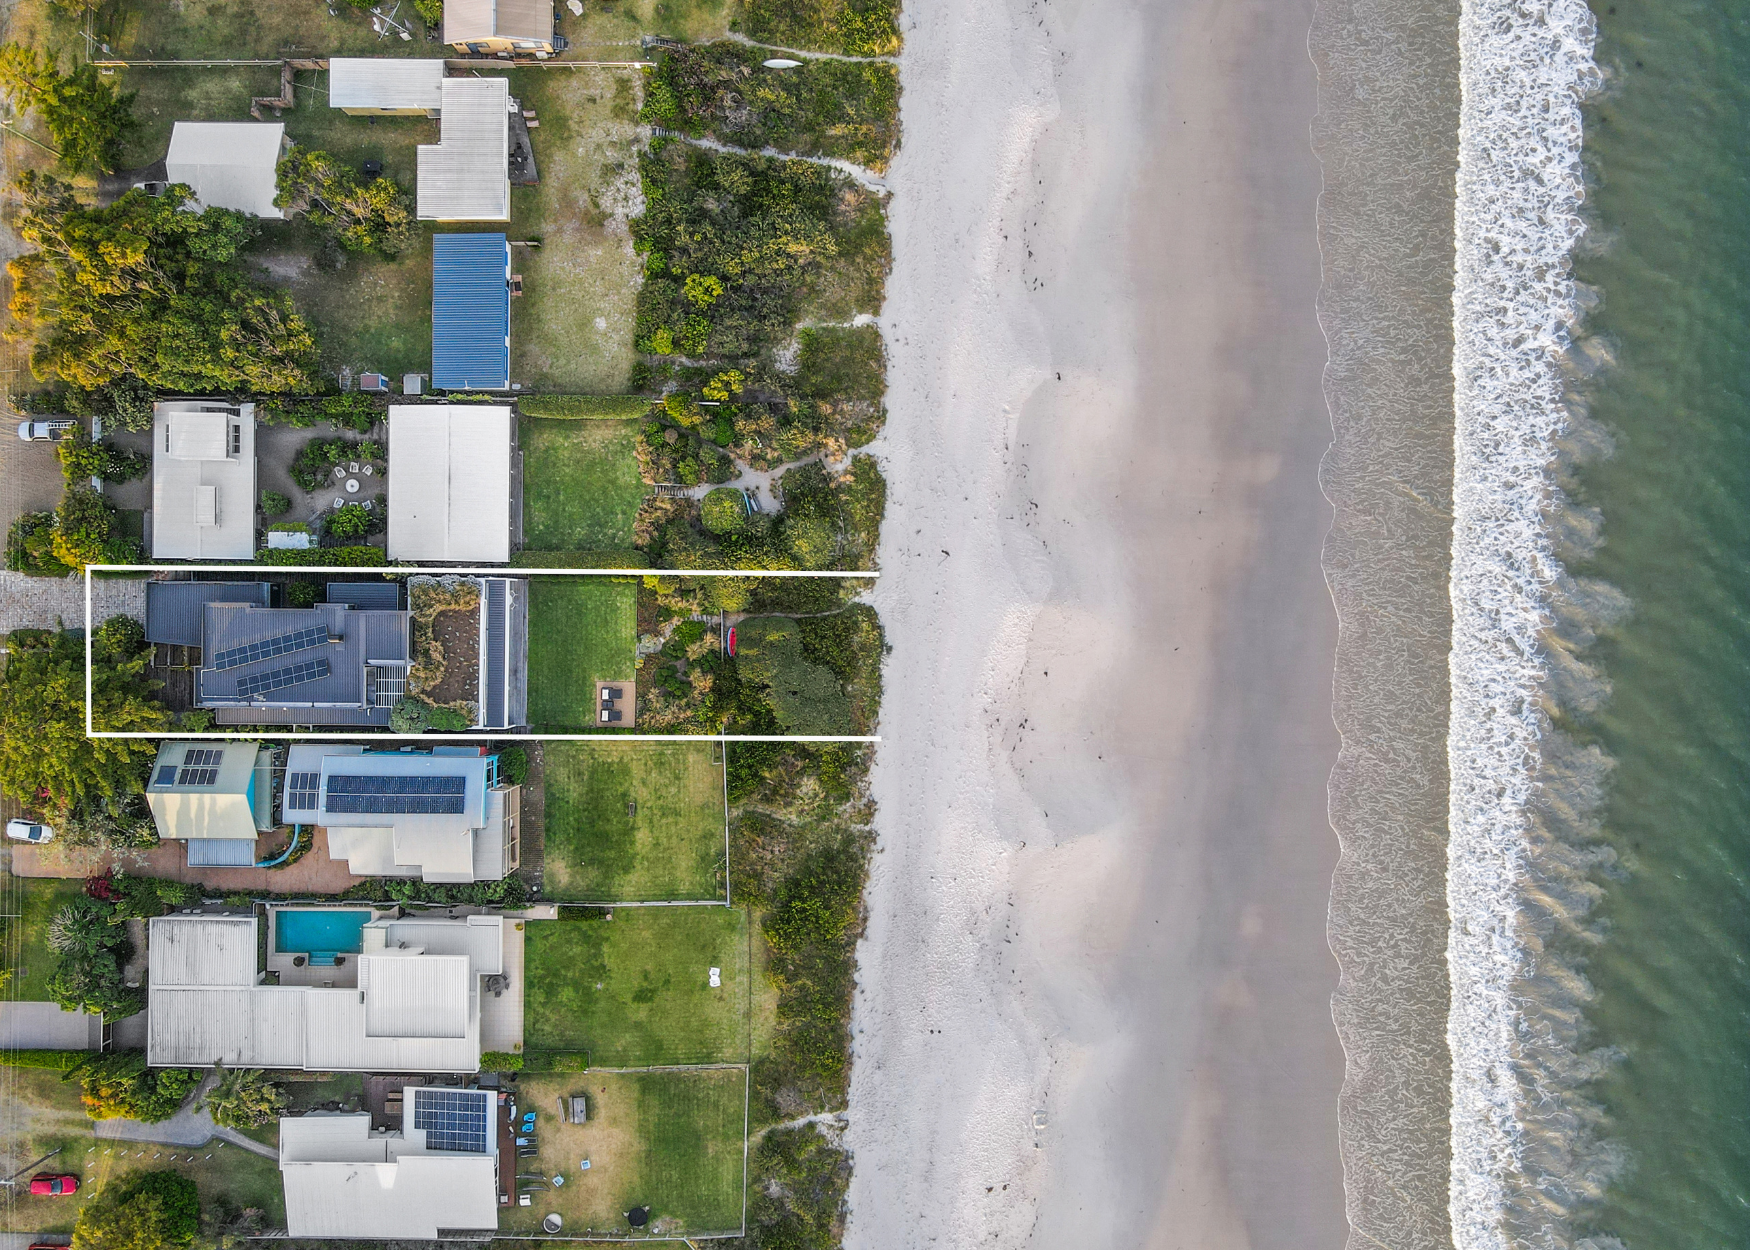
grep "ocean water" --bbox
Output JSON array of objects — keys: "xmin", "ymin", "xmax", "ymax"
[
  {"xmin": 1564, "ymin": 2, "xmax": 1750, "ymax": 1244},
  {"xmin": 1445, "ymin": 0, "xmax": 1750, "ymax": 1245}
]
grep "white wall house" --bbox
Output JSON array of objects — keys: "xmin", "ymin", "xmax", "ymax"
[{"xmin": 150, "ymin": 401, "xmax": 257, "ymax": 560}]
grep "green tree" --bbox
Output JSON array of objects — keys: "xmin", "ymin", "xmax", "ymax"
[
  {"xmin": 701, "ymin": 487, "xmax": 747, "ymax": 534},
  {"xmin": 0, "ymin": 629, "xmax": 167, "ymax": 809},
  {"xmin": 93, "ymin": 613, "xmax": 146, "ymax": 659},
  {"xmin": 71, "ymin": 1171, "xmax": 198, "ymax": 1250},
  {"xmin": 52, "ymin": 486, "xmax": 141, "ymax": 570},
  {"xmin": 206, "ymin": 1063, "xmax": 287, "ymax": 1129},
  {"xmin": 8, "ymin": 174, "xmax": 318, "ymax": 392},
  {"xmin": 0, "ymin": 44, "xmax": 136, "ymax": 173},
  {"xmin": 47, "ymin": 954, "xmax": 139, "ymax": 1019},
  {"xmin": 734, "ymin": 616, "xmax": 852, "ymax": 734},
  {"xmin": 275, "ymin": 148, "xmax": 415, "ymax": 259}
]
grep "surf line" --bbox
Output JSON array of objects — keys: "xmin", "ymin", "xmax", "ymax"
[{"xmin": 1448, "ymin": 2, "xmax": 1609, "ymax": 1249}]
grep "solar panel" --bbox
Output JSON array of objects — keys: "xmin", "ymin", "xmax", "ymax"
[
  {"xmin": 324, "ymin": 772, "xmax": 468, "ymax": 815},
  {"xmin": 284, "ymin": 772, "xmax": 321, "ymax": 812},
  {"xmin": 235, "ymin": 658, "xmax": 331, "ymax": 698},
  {"xmin": 210, "ymin": 625, "xmax": 333, "ymax": 671},
  {"xmin": 412, "ymin": 1088, "xmax": 490, "ymax": 1153},
  {"xmin": 153, "ymin": 765, "xmax": 178, "ymax": 787},
  {"xmin": 177, "ymin": 745, "xmax": 227, "ymax": 784}
]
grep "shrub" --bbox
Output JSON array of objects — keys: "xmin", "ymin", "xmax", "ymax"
[
  {"xmin": 6, "ymin": 510, "xmax": 69, "ymax": 575},
  {"xmin": 285, "ymin": 580, "xmax": 320, "ymax": 609},
  {"xmin": 701, "ymin": 487, "xmax": 747, "ymax": 534},
  {"xmin": 496, "ymin": 744, "xmax": 528, "ymax": 786},
  {"xmin": 479, "ymin": 1051, "xmax": 524, "ymax": 1071},
  {"xmin": 783, "ymin": 515, "xmax": 837, "ymax": 569},
  {"xmin": 206, "ymin": 1063, "xmax": 288, "ymax": 1129},
  {"xmin": 116, "ymin": 1171, "xmax": 200, "ymax": 1244},
  {"xmin": 93, "ymin": 613, "xmax": 146, "ymax": 659},
  {"xmin": 111, "ymin": 872, "xmax": 199, "ymax": 920},
  {"xmin": 518, "ymin": 394, "xmax": 653, "ymax": 420},
  {"xmin": 70, "ymin": 1052, "xmax": 200, "ymax": 1122},
  {"xmin": 260, "ymin": 490, "xmax": 291, "ymax": 518},
  {"xmin": 52, "ymin": 485, "xmax": 140, "ymax": 570},
  {"xmin": 57, "ymin": 429, "xmax": 148, "ymax": 484},
  {"xmin": 326, "ymin": 503, "xmax": 372, "ymax": 540},
  {"xmin": 255, "ymin": 545, "xmax": 382, "ymax": 566},
  {"xmin": 389, "ymin": 697, "xmax": 471, "ymax": 734}
]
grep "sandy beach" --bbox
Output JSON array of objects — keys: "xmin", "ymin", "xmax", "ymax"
[{"xmin": 847, "ymin": 0, "xmax": 1345, "ymax": 1245}]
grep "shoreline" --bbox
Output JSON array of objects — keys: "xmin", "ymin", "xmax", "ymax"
[{"xmin": 849, "ymin": 0, "xmax": 1347, "ymax": 1244}]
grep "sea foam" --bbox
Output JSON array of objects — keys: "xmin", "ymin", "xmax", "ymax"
[{"xmin": 1449, "ymin": 2, "xmax": 1620, "ymax": 1248}]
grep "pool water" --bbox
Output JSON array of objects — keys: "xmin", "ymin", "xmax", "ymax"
[{"xmin": 275, "ymin": 909, "xmax": 370, "ymax": 956}]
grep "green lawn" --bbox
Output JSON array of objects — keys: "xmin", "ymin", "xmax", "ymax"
[
  {"xmin": 542, "ymin": 741, "xmax": 727, "ymax": 902},
  {"xmin": 505, "ymin": 67, "xmax": 644, "ymax": 392},
  {"xmin": 524, "ymin": 907, "xmax": 749, "ymax": 1066},
  {"xmin": 0, "ymin": 1070, "xmax": 287, "ymax": 1234},
  {"xmin": 502, "ymin": 1069, "xmax": 746, "ymax": 1237},
  {"xmin": 3, "ymin": 877, "xmax": 90, "ymax": 1002},
  {"xmin": 520, "ymin": 418, "xmax": 647, "ymax": 551},
  {"xmin": 525, "ymin": 578, "xmax": 639, "ymax": 731}
]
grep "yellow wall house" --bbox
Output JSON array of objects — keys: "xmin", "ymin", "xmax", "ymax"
[
  {"xmin": 145, "ymin": 740, "xmax": 277, "ymax": 867},
  {"xmin": 443, "ymin": 0, "xmax": 562, "ymax": 55}
]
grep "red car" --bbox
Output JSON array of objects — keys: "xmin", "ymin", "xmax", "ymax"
[{"xmin": 29, "ymin": 1174, "xmax": 78, "ymax": 1197}]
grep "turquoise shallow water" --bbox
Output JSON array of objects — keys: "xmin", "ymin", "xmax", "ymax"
[
  {"xmin": 274, "ymin": 908, "xmax": 370, "ymax": 955},
  {"xmin": 1569, "ymin": 2, "xmax": 1750, "ymax": 1241}
]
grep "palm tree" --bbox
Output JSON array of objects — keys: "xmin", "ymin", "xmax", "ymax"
[{"xmin": 205, "ymin": 1063, "xmax": 287, "ymax": 1130}]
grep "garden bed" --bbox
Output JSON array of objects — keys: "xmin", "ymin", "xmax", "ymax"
[{"xmin": 406, "ymin": 576, "xmax": 482, "ymax": 722}]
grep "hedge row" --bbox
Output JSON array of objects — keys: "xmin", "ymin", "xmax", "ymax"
[
  {"xmin": 253, "ymin": 545, "xmax": 387, "ymax": 566},
  {"xmin": 518, "ymin": 395, "xmax": 653, "ymax": 420},
  {"xmin": 1, "ymin": 1049, "xmax": 88, "ymax": 1070}
]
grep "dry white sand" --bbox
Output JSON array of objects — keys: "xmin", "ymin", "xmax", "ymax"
[{"xmin": 847, "ymin": 0, "xmax": 1346, "ymax": 1245}]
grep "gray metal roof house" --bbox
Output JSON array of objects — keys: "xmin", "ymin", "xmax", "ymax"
[
  {"xmin": 145, "ymin": 581, "xmax": 272, "ymax": 647},
  {"xmin": 431, "ymin": 233, "xmax": 511, "ymax": 390},
  {"xmin": 196, "ymin": 601, "xmax": 411, "ymax": 728}
]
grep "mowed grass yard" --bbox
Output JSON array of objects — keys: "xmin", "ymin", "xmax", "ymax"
[
  {"xmin": 3, "ymin": 876, "xmax": 90, "ymax": 1002},
  {"xmin": 0, "ymin": 1070, "xmax": 286, "ymax": 1234},
  {"xmin": 520, "ymin": 418, "xmax": 647, "ymax": 551},
  {"xmin": 501, "ymin": 1069, "xmax": 746, "ymax": 1238},
  {"xmin": 526, "ymin": 578, "xmax": 638, "ymax": 731},
  {"xmin": 524, "ymin": 907, "xmax": 749, "ymax": 1066},
  {"xmin": 542, "ymin": 741, "xmax": 727, "ymax": 902}
]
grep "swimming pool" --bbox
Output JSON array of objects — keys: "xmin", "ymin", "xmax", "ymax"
[{"xmin": 275, "ymin": 909, "xmax": 371, "ymax": 962}]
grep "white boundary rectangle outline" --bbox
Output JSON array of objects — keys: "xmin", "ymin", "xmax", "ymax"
[{"xmin": 83, "ymin": 564, "xmax": 880, "ymax": 742}]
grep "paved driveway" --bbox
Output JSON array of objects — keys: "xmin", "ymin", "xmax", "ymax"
[{"xmin": 0, "ymin": 425, "xmax": 67, "ymax": 534}]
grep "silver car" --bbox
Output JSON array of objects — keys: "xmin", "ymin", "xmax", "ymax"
[
  {"xmin": 5, "ymin": 819, "xmax": 53, "ymax": 843},
  {"xmin": 16, "ymin": 419, "xmax": 75, "ymax": 442}
]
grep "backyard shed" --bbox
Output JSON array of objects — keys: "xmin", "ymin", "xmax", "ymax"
[
  {"xmin": 444, "ymin": 0, "xmax": 559, "ymax": 55},
  {"xmin": 164, "ymin": 121, "xmax": 287, "ymax": 217},
  {"xmin": 328, "ymin": 57, "xmax": 445, "ymax": 115},
  {"xmin": 431, "ymin": 233, "xmax": 512, "ymax": 389},
  {"xmin": 417, "ymin": 77, "xmax": 511, "ymax": 221},
  {"xmin": 386, "ymin": 404, "xmax": 513, "ymax": 561}
]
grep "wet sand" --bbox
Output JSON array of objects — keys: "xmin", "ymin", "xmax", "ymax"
[{"xmin": 847, "ymin": 0, "xmax": 1347, "ymax": 1245}]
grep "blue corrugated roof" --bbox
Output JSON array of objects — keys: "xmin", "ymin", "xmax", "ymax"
[{"xmin": 432, "ymin": 233, "xmax": 510, "ymax": 390}]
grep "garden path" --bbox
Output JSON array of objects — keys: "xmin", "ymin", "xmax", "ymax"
[
  {"xmin": 721, "ymin": 32, "xmax": 898, "ymax": 65},
  {"xmin": 679, "ymin": 450, "xmax": 853, "ymax": 509},
  {"xmin": 668, "ymin": 134, "xmax": 888, "ymax": 194},
  {"xmin": 0, "ymin": 572, "xmax": 145, "ymax": 634},
  {"xmin": 92, "ymin": 1071, "xmax": 278, "ymax": 1159}
]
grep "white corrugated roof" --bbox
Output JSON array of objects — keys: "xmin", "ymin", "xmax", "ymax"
[
  {"xmin": 148, "ymin": 915, "xmax": 259, "ymax": 987},
  {"xmin": 165, "ymin": 122, "xmax": 285, "ymax": 218},
  {"xmin": 386, "ymin": 406, "xmax": 511, "ymax": 562},
  {"xmin": 361, "ymin": 954, "xmax": 471, "ymax": 1038},
  {"xmin": 148, "ymin": 986, "xmax": 309, "ymax": 1068},
  {"xmin": 417, "ymin": 77, "xmax": 510, "ymax": 221},
  {"xmin": 328, "ymin": 58, "xmax": 445, "ymax": 112},
  {"xmin": 152, "ymin": 403, "xmax": 256, "ymax": 560},
  {"xmin": 282, "ymin": 1154, "xmax": 498, "ymax": 1239}
]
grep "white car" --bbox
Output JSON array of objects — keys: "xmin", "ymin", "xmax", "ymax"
[
  {"xmin": 16, "ymin": 419, "xmax": 75, "ymax": 442},
  {"xmin": 5, "ymin": 819, "xmax": 53, "ymax": 844}
]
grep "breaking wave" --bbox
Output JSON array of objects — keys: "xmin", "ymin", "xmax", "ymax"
[{"xmin": 1449, "ymin": 3, "xmax": 1626, "ymax": 1248}]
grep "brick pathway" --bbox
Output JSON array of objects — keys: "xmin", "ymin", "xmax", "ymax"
[{"xmin": 0, "ymin": 571, "xmax": 147, "ymax": 634}]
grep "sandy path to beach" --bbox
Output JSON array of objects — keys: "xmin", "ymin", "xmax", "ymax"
[{"xmin": 847, "ymin": 0, "xmax": 1345, "ymax": 1245}]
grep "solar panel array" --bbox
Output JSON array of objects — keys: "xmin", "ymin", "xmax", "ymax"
[
  {"xmin": 324, "ymin": 772, "xmax": 467, "ymax": 815},
  {"xmin": 210, "ymin": 625, "xmax": 332, "ymax": 671},
  {"xmin": 284, "ymin": 772, "xmax": 321, "ymax": 812},
  {"xmin": 412, "ymin": 1088, "xmax": 490, "ymax": 1153},
  {"xmin": 235, "ymin": 658, "xmax": 331, "ymax": 698},
  {"xmin": 177, "ymin": 747, "xmax": 225, "ymax": 787}
]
